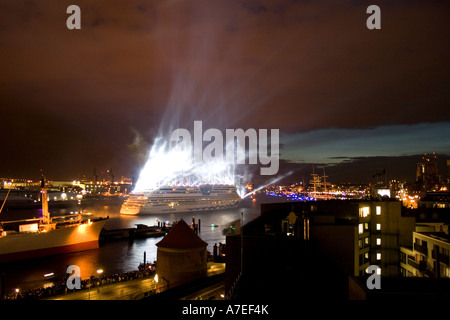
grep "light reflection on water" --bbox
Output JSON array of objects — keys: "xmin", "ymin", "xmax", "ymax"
[{"xmin": 0, "ymin": 197, "xmax": 261, "ymax": 294}]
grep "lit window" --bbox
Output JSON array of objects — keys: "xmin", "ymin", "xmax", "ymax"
[
  {"xmin": 376, "ymin": 223, "xmax": 381, "ymax": 230},
  {"xmin": 377, "ymin": 238, "xmax": 381, "ymax": 245},
  {"xmin": 359, "ymin": 207, "xmax": 370, "ymax": 218},
  {"xmin": 376, "ymin": 206, "xmax": 381, "ymax": 215},
  {"xmin": 359, "ymin": 224, "xmax": 363, "ymax": 234},
  {"xmin": 377, "ymin": 253, "xmax": 381, "ymax": 260},
  {"xmin": 377, "ymin": 268, "xmax": 381, "ymax": 275}
]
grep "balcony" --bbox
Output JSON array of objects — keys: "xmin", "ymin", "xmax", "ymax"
[
  {"xmin": 407, "ymin": 258, "xmax": 426, "ymax": 271},
  {"xmin": 414, "ymin": 243, "xmax": 428, "ymax": 255},
  {"xmin": 432, "ymin": 251, "xmax": 450, "ymax": 265}
]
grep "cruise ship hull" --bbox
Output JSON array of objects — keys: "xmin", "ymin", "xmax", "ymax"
[
  {"xmin": 120, "ymin": 206, "xmax": 141, "ymax": 215},
  {"xmin": 120, "ymin": 199, "xmax": 240, "ymax": 215},
  {"xmin": 0, "ymin": 219, "xmax": 107, "ymax": 263},
  {"xmin": 120, "ymin": 185, "xmax": 241, "ymax": 215},
  {"xmin": 139, "ymin": 201, "xmax": 239, "ymax": 215}
]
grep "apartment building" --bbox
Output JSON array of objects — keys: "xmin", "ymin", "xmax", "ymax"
[
  {"xmin": 309, "ymin": 200, "xmax": 415, "ymax": 277},
  {"xmin": 400, "ymin": 231, "xmax": 450, "ymax": 278}
]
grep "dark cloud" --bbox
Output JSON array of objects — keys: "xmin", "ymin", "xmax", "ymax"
[{"xmin": 0, "ymin": 0, "xmax": 449, "ymax": 179}]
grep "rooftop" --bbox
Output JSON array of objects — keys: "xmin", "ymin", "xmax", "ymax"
[
  {"xmin": 156, "ymin": 219, "xmax": 207, "ymax": 249},
  {"xmin": 415, "ymin": 231, "xmax": 450, "ymax": 243}
]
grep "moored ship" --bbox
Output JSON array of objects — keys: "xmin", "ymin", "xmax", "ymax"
[
  {"xmin": 0, "ymin": 180, "xmax": 108, "ymax": 263},
  {"xmin": 120, "ymin": 184, "xmax": 241, "ymax": 215}
]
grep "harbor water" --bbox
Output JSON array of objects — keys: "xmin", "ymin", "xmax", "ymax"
[{"xmin": 0, "ymin": 196, "xmax": 266, "ymax": 295}]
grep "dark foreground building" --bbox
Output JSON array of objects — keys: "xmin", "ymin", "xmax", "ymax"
[
  {"xmin": 225, "ymin": 199, "xmax": 450, "ymax": 301},
  {"xmin": 155, "ymin": 219, "xmax": 208, "ymax": 289}
]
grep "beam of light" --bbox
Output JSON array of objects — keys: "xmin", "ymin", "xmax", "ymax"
[
  {"xmin": 241, "ymin": 171, "xmax": 293, "ymax": 199},
  {"xmin": 131, "ymin": 5, "xmax": 288, "ymax": 197},
  {"xmin": 133, "ymin": 136, "xmax": 237, "ymax": 193},
  {"xmin": 132, "ymin": 131, "xmax": 283, "ymax": 200}
]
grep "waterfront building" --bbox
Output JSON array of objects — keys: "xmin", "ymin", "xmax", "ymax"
[
  {"xmin": 155, "ymin": 219, "xmax": 208, "ymax": 289},
  {"xmin": 304, "ymin": 200, "xmax": 415, "ymax": 277},
  {"xmin": 267, "ymin": 200, "xmax": 414, "ymax": 277},
  {"xmin": 225, "ymin": 199, "xmax": 416, "ymax": 299}
]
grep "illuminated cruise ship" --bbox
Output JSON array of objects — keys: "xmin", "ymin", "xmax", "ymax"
[{"xmin": 120, "ymin": 185, "xmax": 241, "ymax": 215}]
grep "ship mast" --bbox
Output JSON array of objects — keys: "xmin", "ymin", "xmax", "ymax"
[
  {"xmin": 40, "ymin": 178, "xmax": 51, "ymax": 225},
  {"xmin": 310, "ymin": 166, "xmax": 320, "ymax": 199},
  {"xmin": 0, "ymin": 181, "xmax": 12, "ymax": 215}
]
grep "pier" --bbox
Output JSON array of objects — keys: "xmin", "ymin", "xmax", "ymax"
[{"xmin": 99, "ymin": 224, "xmax": 169, "ymax": 241}]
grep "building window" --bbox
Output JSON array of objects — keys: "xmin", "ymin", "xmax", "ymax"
[
  {"xmin": 359, "ymin": 207, "xmax": 370, "ymax": 218},
  {"xmin": 360, "ymin": 253, "xmax": 369, "ymax": 266},
  {"xmin": 365, "ymin": 266, "xmax": 379, "ymax": 274},
  {"xmin": 377, "ymin": 253, "xmax": 381, "ymax": 260},
  {"xmin": 400, "ymin": 252, "xmax": 406, "ymax": 264},
  {"xmin": 376, "ymin": 223, "xmax": 381, "ymax": 231},
  {"xmin": 359, "ymin": 223, "xmax": 363, "ymax": 234},
  {"xmin": 359, "ymin": 237, "xmax": 370, "ymax": 248},
  {"xmin": 377, "ymin": 238, "xmax": 381, "ymax": 246},
  {"xmin": 376, "ymin": 206, "xmax": 381, "ymax": 215}
]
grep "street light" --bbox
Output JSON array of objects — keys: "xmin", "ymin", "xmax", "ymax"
[
  {"xmin": 88, "ymin": 269, "xmax": 103, "ymax": 300},
  {"xmin": 154, "ymin": 274, "xmax": 169, "ymax": 293}
]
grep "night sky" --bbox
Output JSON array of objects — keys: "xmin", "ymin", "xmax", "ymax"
[{"xmin": 1, "ymin": 0, "xmax": 449, "ymax": 183}]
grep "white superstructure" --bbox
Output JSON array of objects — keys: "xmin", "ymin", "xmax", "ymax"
[{"xmin": 120, "ymin": 185, "xmax": 241, "ymax": 215}]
